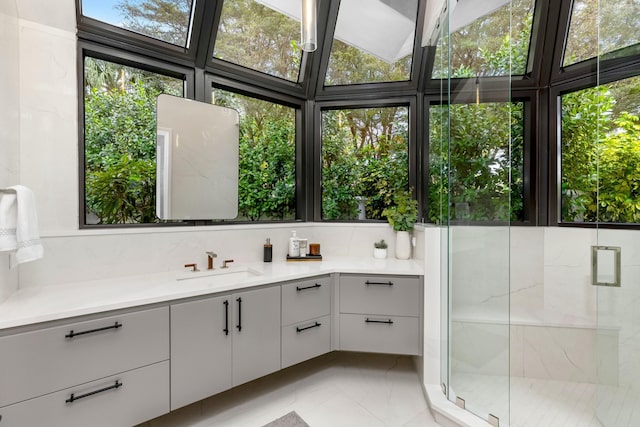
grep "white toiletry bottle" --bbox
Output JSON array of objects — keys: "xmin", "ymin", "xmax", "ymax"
[{"xmin": 288, "ymin": 231, "xmax": 300, "ymax": 257}]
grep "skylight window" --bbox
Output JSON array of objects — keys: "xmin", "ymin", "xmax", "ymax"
[
  {"xmin": 213, "ymin": 0, "xmax": 302, "ymax": 82},
  {"xmin": 324, "ymin": 0, "xmax": 418, "ymax": 85},
  {"xmin": 432, "ymin": 0, "xmax": 535, "ymax": 78},
  {"xmin": 564, "ymin": 0, "xmax": 640, "ymax": 67},
  {"xmin": 81, "ymin": 0, "xmax": 196, "ymax": 48}
]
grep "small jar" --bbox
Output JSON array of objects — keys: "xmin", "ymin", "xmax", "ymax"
[{"xmin": 298, "ymin": 239, "xmax": 308, "ymax": 257}]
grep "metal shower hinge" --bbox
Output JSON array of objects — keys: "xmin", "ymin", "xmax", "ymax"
[{"xmin": 488, "ymin": 413, "xmax": 499, "ymax": 427}]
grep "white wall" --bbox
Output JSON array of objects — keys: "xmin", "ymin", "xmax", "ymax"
[{"xmin": 0, "ymin": 0, "xmax": 20, "ymax": 301}]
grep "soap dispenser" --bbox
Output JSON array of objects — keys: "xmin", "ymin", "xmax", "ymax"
[
  {"xmin": 264, "ymin": 238, "xmax": 272, "ymax": 262},
  {"xmin": 288, "ymin": 231, "xmax": 300, "ymax": 257}
]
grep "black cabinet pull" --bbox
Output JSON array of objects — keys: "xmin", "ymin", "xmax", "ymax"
[
  {"xmin": 223, "ymin": 300, "xmax": 229, "ymax": 335},
  {"xmin": 65, "ymin": 322, "xmax": 122, "ymax": 339},
  {"xmin": 296, "ymin": 322, "xmax": 321, "ymax": 333},
  {"xmin": 296, "ymin": 283, "xmax": 322, "ymax": 291},
  {"xmin": 365, "ymin": 280, "xmax": 393, "ymax": 286},
  {"xmin": 365, "ymin": 318, "xmax": 394, "ymax": 324},
  {"xmin": 65, "ymin": 380, "xmax": 122, "ymax": 403},
  {"xmin": 236, "ymin": 297, "xmax": 242, "ymax": 332}
]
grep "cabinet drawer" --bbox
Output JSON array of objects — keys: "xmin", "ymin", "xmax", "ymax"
[
  {"xmin": 282, "ymin": 315, "xmax": 331, "ymax": 369},
  {"xmin": 0, "ymin": 307, "xmax": 169, "ymax": 407},
  {"xmin": 0, "ymin": 360, "xmax": 169, "ymax": 427},
  {"xmin": 339, "ymin": 314, "xmax": 421, "ymax": 356},
  {"xmin": 340, "ymin": 275, "xmax": 421, "ymax": 316},
  {"xmin": 282, "ymin": 276, "xmax": 331, "ymax": 326}
]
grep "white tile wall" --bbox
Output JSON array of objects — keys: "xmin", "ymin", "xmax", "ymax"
[{"xmin": 0, "ymin": 1, "xmax": 20, "ymax": 302}]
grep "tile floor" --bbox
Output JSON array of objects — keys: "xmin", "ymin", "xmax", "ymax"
[
  {"xmin": 138, "ymin": 352, "xmax": 441, "ymax": 427},
  {"xmin": 452, "ymin": 372, "xmax": 640, "ymax": 427}
]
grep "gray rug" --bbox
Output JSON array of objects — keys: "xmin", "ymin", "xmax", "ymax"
[{"xmin": 262, "ymin": 411, "xmax": 310, "ymax": 427}]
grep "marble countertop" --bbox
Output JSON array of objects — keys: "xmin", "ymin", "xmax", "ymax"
[{"xmin": 0, "ymin": 257, "xmax": 423, "ymax": 331}]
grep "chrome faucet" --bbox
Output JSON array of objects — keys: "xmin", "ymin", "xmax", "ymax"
[{"xmin": 206, "ymin": 251, "xmax": 218, "ymax": 270}]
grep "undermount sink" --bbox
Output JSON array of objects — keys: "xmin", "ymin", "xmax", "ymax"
[{"xmin": 176, "ymin": 266, "xmax": 262, "ymax": 283}]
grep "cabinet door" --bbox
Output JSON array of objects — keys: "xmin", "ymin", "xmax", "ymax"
[
  {"xmin": 170, "ymin": 296, "xmax": 232, "ymax": 410},
  {"xmin": 0, "ymin": 361, "xmax": 169, "ymax": 427},
  {"xmin": 0, "ymin": 307, "xmax": 168, "ymax": 408},
  {"xmin": 232, "ymin": 286, "xmax": 281, "ymax": 386}
]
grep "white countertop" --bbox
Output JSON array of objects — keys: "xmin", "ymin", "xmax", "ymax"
[{"xmin": 0, "ymin": 257, "xmax": 423, "ymax": 330}]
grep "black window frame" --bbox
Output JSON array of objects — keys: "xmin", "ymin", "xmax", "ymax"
[
  {"xmin": 78, "ymin": 41, "xmax": 196, "ymax": 229},
  {"xmin": 423, "ymin": 90, "xmax": 537, "ymax": 227},
  {"xmin": 313, "ymin": 97, "xmax": 419, "ymax": 222}
]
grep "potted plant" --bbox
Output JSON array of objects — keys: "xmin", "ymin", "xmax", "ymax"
[
  {"xmin": 373, "ymin": 239, "xmax": 388, "ymax": 259},
  {"xmin": 382, "ymin": 189, "xmax": 418, "ymax": 259}
]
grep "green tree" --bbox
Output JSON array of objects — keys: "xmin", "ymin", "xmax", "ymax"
[
  {"xmin": 213, "ymin": 89, "xmax": 296, "ymax": 221},
  {"xmin": 84, "ymin": 57, "xmax": 182, "ymax": 224},
  {"xmin": 561, "ymin": 76, "xmax": 640, "ymax": 223},
  {"xmin": 116, "ymin": 0, "xmax": 193, "ymax": 46},
  {"xmin": 433, "ymin": 0, "xmax": 534, "ymax": 78},
  {"xmin": 429, "ymin": 103, "xmax": 524, "ymax": 223},
  {"xmin": 213, "ymin": 0, "xmax": 301, "ymax": 81},
  {"xmin": 321, "ymin": 107, "xmax": 409, "ymax": 220}
]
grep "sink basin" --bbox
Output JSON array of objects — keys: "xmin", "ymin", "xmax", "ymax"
[{"xmin": 176, "ymin": 266, "xmax": 262, "ymax": 283}]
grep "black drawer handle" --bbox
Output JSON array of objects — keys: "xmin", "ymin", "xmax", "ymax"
[
  {"xmin": 365, "ymin": 280, "xmax": 394, "ymax": 286},
  {"xmin": 65, "ymin": 380, "xmax": 122, "ymax": 403},
  {"xmin": 296, "ymin": 283, "xmax": 322, "ymax": 291},
  {"xmin": 236, "ymin": 297, "xmax": 242, "ymax": 332},
  {"xmin": 365, "ymin": 318, "xmax": 394, "ymax": 324},
  {"xmin": 65, "ymin": 322, "xmax": 122, "ymax": 339},
  {"xmin": 296, "ymin": 322, "xmax": 321, "ymax": 333},
  {"xmin": 223, "ymin": 300, "xmax": 229, "ymax": 335}
]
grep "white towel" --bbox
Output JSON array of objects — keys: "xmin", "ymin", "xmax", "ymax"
[
  {"xmin": 0, "ymin": 190, "xmax": 18, "ymax": 252},
  {"xmin": 0, "ymin": 185, "xmax": 44, "ymax": 267}
]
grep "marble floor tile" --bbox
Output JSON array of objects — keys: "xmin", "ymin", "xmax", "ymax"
[
  {"xmin": 451, "ymin": 372, "xmax": 640, "ymax": 427},
  {"xmin": 138, "ymin": 352, "xmax": 440, "ymax": 427}
]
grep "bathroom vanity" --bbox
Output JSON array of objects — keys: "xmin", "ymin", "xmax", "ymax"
[{"xmin": 0, "ymin": 259, "xmax": 422, "ymax": 427}]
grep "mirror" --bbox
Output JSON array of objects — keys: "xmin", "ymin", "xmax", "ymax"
[{"xmin": 156, "ymin": 94, "xmax": 239, "ymax": 220}]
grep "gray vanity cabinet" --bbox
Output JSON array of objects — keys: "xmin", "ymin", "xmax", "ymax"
[
  {"xmin": 338, "ymin": 274, "xmax": 422, "ymax": 356},
  {"xmin": 281, "ymin": 276, "xmax": 332, "ymax": 368},
  {"xmin": 170, "ymin": 295, "xmax": 232, "ymax": 411},
  {"xmin": 170, "ymin": 285, "xmax": 281, "ymax": 410},
  {"xmin": 0, "ymin": 307, "xmax": 170, "ymax": 427}
]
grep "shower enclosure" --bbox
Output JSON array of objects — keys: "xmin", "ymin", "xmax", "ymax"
[{"xmin": 433, "ymin": 0, "xmax": 640, "ymax": 425}]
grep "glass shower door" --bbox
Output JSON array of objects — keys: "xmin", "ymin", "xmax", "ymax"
[
  {"xmin": 595, "ymin": 1, "xmax": 640, "ymax": 425},
  {"xmin": 444, "ymin": 1, "xmax": 521, "ymax": 422}
]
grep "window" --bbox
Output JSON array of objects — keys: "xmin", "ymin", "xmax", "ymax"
[
  {"xmin": 324, "ymin": 0, "xmax": 418, "ymax": 85},
  {"xmin": 432, "ymin": 0, "xmax": 535, "ymax": 78},
  {"xmin": 560, "ymin": 74, "xmax": 640, "ymax": 223},
  {"xmin": 211, "ymin": 89, "xmax": 296, "ymax": 221},
  {"xmin": 321, "ymin": 106, "xmax": 409, "ymax": 220},
  {"xmin": 213, "ymin": 0, "xmax": 303, "ymax": 82},
  {"xmin": 564, "ymin": 0, "xmax": 640, "ymax": 67},
  {"xmin": 83, "ymin": 56, "xmax": 184, "ymax": 225},
  {"xmin": 428, "ymin": 102, "xmax": 524, "ymax": 222},
  {"xmin": 80, "ymin": 0, "xmax": 196, "ymax": 47}
]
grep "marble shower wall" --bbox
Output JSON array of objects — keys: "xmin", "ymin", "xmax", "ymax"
[
  {"xmin": 0, "ymin": 0, "xmax": 20, "ymax": 302},
  {"xmin": 450, "ymin": 225, "xmax": 640, "ymax": 387}
]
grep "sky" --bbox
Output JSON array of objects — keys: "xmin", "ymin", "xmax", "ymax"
[{"xmin": 81, "ymin": 0, "xmax": 125, "ymax": 26}]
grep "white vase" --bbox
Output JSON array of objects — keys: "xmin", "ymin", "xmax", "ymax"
[
  {"xmin": 395, "ymin": 231, "xmax": 411, "ymax": 260},
  {"xmin": 373, "ymin": 248, "xmax": 387, "ymax": 259}
]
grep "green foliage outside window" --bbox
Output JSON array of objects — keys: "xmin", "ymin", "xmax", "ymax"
[
  {"xmin": 561, "ymin": 75, "xmax": 640, "ymax": 223},
  {"xmin": 321, "ymin": 107, "xmax": 409, "ymax": 220},
  {"xmin": 84, "ymin": 58, "xmax": 183, "ymax": 224},
  {"xmin": 212, "ymin": 90, "xmax": 296, "ymax": 221},
  {"xmin": 428, "ymin": 103, "xmax": 524, "ymax": 223}
]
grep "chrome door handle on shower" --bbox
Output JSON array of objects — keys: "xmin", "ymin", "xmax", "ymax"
[{"xmin": 591, "ymin": 246, "xmax": 621, "ymax": 287}]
